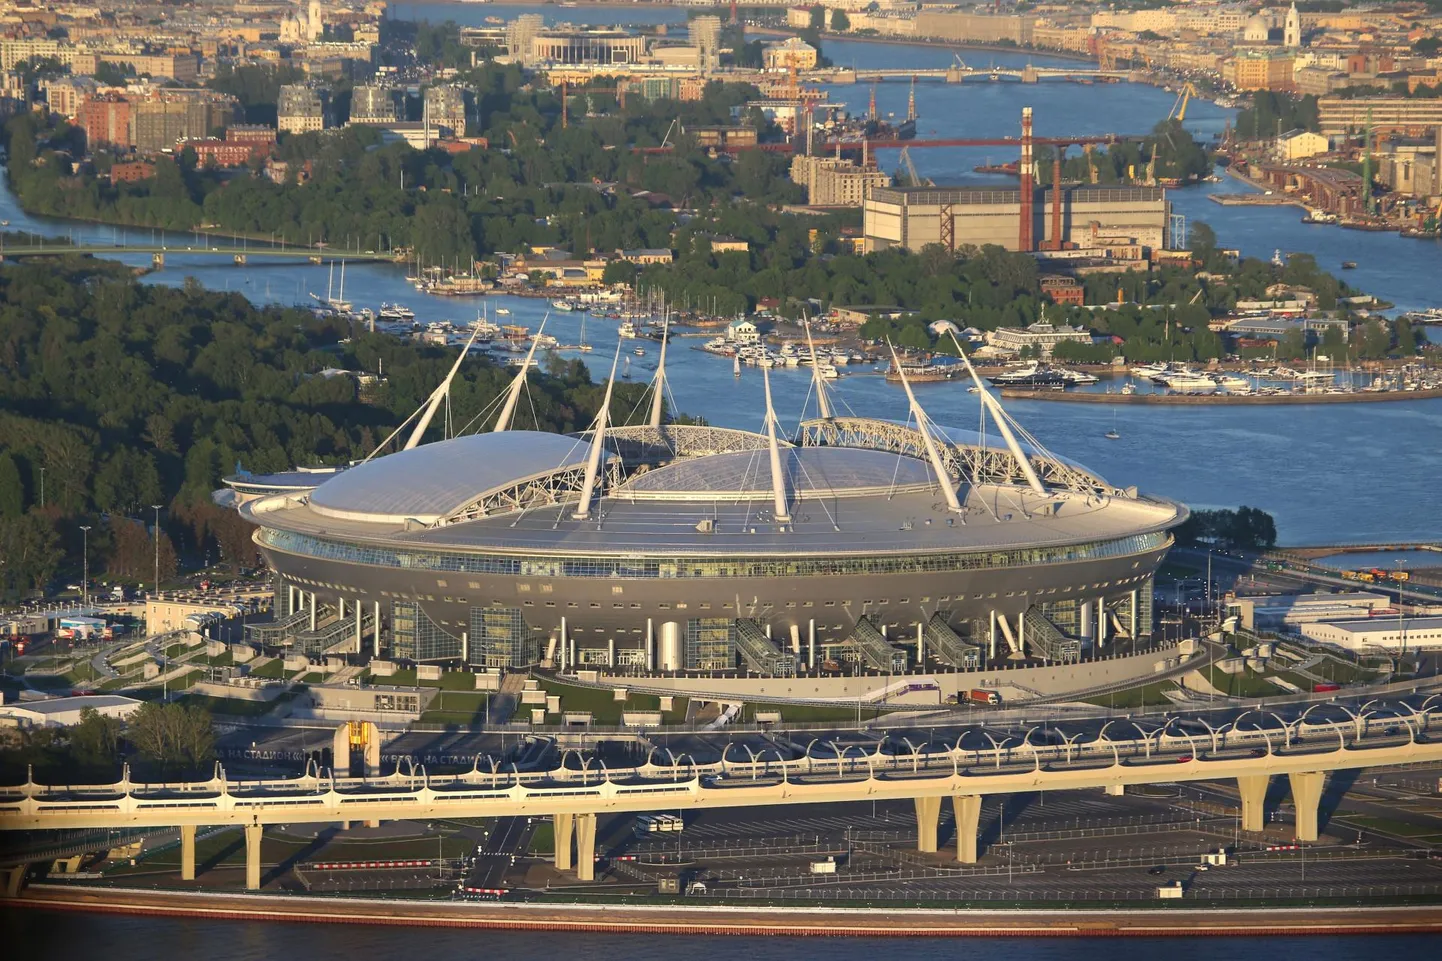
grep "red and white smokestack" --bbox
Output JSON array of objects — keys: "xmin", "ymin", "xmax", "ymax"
[{"xmin": 1018, "ymin": 106, "xmax": 1035, "ymax": 252}]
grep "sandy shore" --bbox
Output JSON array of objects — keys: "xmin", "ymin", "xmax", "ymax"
[{"xmin": 7, "ymin": 885, "xmax": 1442, "ymax": 937}]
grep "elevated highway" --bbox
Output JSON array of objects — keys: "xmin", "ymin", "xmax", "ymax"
[
  {"xmin": 4, "ymin": 710, "xmax": 1441, "ymax": 890},
  {"xmin": 0, "ymin": 243, "xmax": 395, "ymax": 267},
  {"xmin": 798, "ymin": 65, "xmax": 1135, "ymax": 85}
]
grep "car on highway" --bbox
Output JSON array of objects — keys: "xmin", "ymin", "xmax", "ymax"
[
  {"xmin": 1176, "ymin": 755, "xmax": 1193, "ymax": 763},
  {"xmin": 1147, "ymin": 865, "xmax": 1167, "ymax": 875}
]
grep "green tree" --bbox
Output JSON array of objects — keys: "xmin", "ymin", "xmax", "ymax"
[
  {"xmin": 126, "ymin": 702, "xmax": 216, "ymax": 771},
  {"xmin": 809, "ymin": 5, "xmax": 826, "ymax": 31},
  {"xmin": 69, "ymin": 707, "xmax": 124, "ymax": 768},
  {"xmin": 830, "ymin": 9, "xmax": 851, "ymax": 31},
  {"xmin": 0, "ymin": 452, "xmax": 23, "ymax": 517}
]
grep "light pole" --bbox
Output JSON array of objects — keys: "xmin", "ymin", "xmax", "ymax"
[
  {"xmin": 152, "ymin": 505, "xmax": 162, "ymax": 598},
  {"xmin": 79, "ymin": 525, "xmax": 91, "ymax": 609}
]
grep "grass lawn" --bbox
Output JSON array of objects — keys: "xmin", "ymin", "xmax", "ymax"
[
  {"xmin": 248, "ymin": 658, "xmax": 286, "ymax": 679},
  {"xmin": 180, "ymin": 693, "xmax": 281, "ymax": 717},
  {"xmin": 537, "ymin": 680, "xmax": 689, "ymax": 725},
  {"xmin": 528, "ymin": 820, "xmax": 554, "ymax": 855},
  {"xmin": 64, "ymin": 661, "xmax": 103, "ymax": 684},
  {"xmin": 372, "ymin": 668, "xmax": 478, "ymax": 691},
  {"xmin": 418, "ymin": 691, "xmax": 491, "ymax": 726},
  {"xmin": 1082, "ymin": 680, "xmax": 1178, "ymax": 709},
  {"xmin": 1338, "ymin": 815, "xmax": 1442, "ymax": 838},
  {"xmin": 1203, "ymin": 665, "xmax": 1285, "ymax": 698},
  {"xmin": 743, "ymin": 702, "xmax": 896, "ymax": 724},
  {"xmin": 298, "ymin": 672, "xmax": 325, "ymax": 684}
]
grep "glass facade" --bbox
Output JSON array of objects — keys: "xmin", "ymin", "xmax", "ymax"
[
  {"xmin": 391, "ymin": 600, "xmax": 462, "ymax": 661},
  {"xmin": 259, "ymin": 528, "xmax": 1170, "ymax": 580},
  {"xmin": 468, "ymin": 606, "xmax": 537, "ymax": 669},
  {"xmin": 685, "ymin": 618, "xmax": 735, "ymax": 671}
]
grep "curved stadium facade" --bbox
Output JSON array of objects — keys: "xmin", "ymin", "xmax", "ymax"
[{"xmin": 229, "ymin": 416, "xmax": 1185, "ymax": 678}]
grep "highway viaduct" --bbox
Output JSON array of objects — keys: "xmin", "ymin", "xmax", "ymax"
[
  {"xmin": 4, "ymin": 713, "xmax": 1441, "ymax": 893},
  {"xmin": 0, "ymin": 244, "xmax": 395, "ymax": 268}
]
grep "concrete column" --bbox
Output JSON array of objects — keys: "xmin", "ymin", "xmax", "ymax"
[
  {"xmin": 916, "ymin": 622, "xmax": 925, "ymax": 665},
  {"xmin": 1016, "ymin": 612, "xmax": 1024, "ymax": 656},
  {"xmin": 339, "ymin": 597, "xmax": 346, "ymax": 620},
  {"xmin": 575, "ymin": 813, "xmax": 597, "ymax": 881},
  {"xmin": 461, "ymin": 630, "xmax": 469, "ymax": 665},
  {"xmin": 646, "ymin": 618, "xmax": 654, "ymax": 671},
  {"xmin": 309, "ymin": 592, "xmax": 317, "ymax": 631},
  {"xmin": 1288, "ymin": 771, "xmax": 1325, "ymax": 842},
  {"xmin": 1237, "ymin": 774, "xmax": 1270, "ymax": 833},
  {"xmin": 287, "ymin": 584, "xmax": 296, "ymax": 616},
  {"xmin": 953, "ymin": 795, "xmax": 982, "ymax": 863},
  {"xmin": 988, "ymin": 609, "xmax": 997, "ymax": 660},
  {"xmin": 554, "ymin": 812, "xmax": 575, "ymax": 871},
  {"xmin": 789, "ymin": 623, "xmax": 800, "ymax": 656},
  {"xmin": 1104, "ymin": 783, "xmax": 1125, "ymax": 797},
  {"xmin": 355, "ymin": 601, "xmax": 363, "ymax": 653},
  {"xmin": 1080, "ymin": 597, "xmax": 1093, "ymax": 641},
  {"xmin": 1096, "ymin": 599, "xmax": 1107, "ymax": 645},
  {"xmin": 1129, "ymin": 589, "xmax": 1139, "ymax": 638},
  {"xmin": 180, "ymin": 824, "xmax": 196, "ymax": 881},
  {"xmin": 244, "ymin": 823, "xmax": 263, "ymax": 890},
  {"xmin": 607, "ymin": 638, "xmax": 615, "ymax": 667},
  {"xmin": 4, "ymin": 864, "xmax": 26, "ymax": 897},
  {"xmin": 807, "ymin": 618, "xmax": 816, "ymax": 670},
  {"xmin": 914, "ymin": 795, "xmax": 941, "ymax": 853},
  {"xmin": 560, "ymin": 617, "xmax": 568, "ymax": 671},
  {"xmin": 374, "ymin": 601, "xmax": 382, "ymax": 657}
]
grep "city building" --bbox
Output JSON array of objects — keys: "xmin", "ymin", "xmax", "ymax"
[
  {"xmin": 1225, "ymin": 591, "xmax": 1389, "ymax": 631},
  {"xmin": 1277, "ymin": 129, "xmax": 1330, "ymax": 160},
  {"xmin": 1284, "ymin": 2, "xmax": 1302, "ymax": 48},
  {"xmin": 1318, "ymin": 96, "xmax": 1442, "ymax": 137},
  {"xmin": 863, "ymin": 185, "xmax": 1170, "ymax": 255},
  {"xmin": 789, "ymin": 154, "xmax": 891, "ymax": 207},
  {"xmin": 109, "ymin": 161, "xmax": 155, "ymax": 184},
  {"xmin": 686, "ymin": 125, "xmax": 758, "ymax": 149},
  {"xmin": 690, "ymin": 14, "xmax": 723, "ymax": 73},
  {"xmin": 505, "ymin": 14, "xmax": 545, "ymax": 66},
  {"xmin": 0, "ymin": 695, "xmax": 142, "ymax": 730},
  {"xmin": 78, "ymin": 94, "xmax": 131, "ymax": 149},
  {"xmin": 132, "ymin": 97, "xmax": 239, "ymax": 154},
  {"xmin": 528, "ymin": 30, "xmax": 649, "ymax": 66},
  {"xmin": 985, "ymin": 322, "xmax": 1093, "ymax": 359},
  {"xmin": 763, "ymin": 37, "xmax": 818, "ymax": 70},
  {"xmin": 348, "ymin": 83, "xmax": 402, "ymax": 124},
  {"xmin": 40, "ymin": 77, "xmax": 95, "ymax": 121},
  {"xmin": 1040, "ymin": 275, "xmax": 1086, "ymax": 306},
  {"xmin": 278, "ymin": 83, "xmax": 332, "ymax": 134},
  {"xmin": 1229, "ymin": 50, "xmax": 1295, "ymax": 91},
  {"xmin": 914, "ymin": 11, "xmax": 1033, "ymax": 46},
  {"xmin": 424, "ymin": 84, "xmax": 469, "ymax": 136},
  {"xmin": 227, "ymin": 386, "xmax": 1182, "ymax": 674}
]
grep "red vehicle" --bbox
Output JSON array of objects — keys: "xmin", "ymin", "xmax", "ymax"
[
  {"xmin": 1313, "ymin": 682, "xmax": 1341, "ymax": 693},
  {"xmin": 967, "ymin": 689, "xmax": 1002, "ymax": 706}
]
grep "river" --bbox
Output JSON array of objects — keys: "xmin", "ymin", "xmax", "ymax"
[
  {"xmin": 8, "ymin": 35, "xmax": 1442, "ymax": 547},
  {"xmin": 5, "ymin": 908, "xmax": 1442, "ymax": 959}
]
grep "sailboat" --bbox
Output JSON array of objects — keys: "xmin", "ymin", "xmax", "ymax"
[
  {"xmin": 1105, "ymin": 409, "xmax": 1120, "ymax": 440},
  {"xmin": 733, "ymin": 352, "xmax": 741, "ymax": 377},
  {"xmin": 622, "ymin": 356, "xmax": 632, "ymax": 380},
  {"xmin": 578, "ymin": 314, "xmax": 592, "ymax": 352}
]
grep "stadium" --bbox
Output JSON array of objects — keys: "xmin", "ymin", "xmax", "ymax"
[{"xmin": 225, "ymin": 334, "xmax": 1186, "ymax": 684}]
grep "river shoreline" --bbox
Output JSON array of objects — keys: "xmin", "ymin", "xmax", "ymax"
[
  {"xmin": 7, "ymin": 886, "xmax": 1442, "ymax": 936},
  {"xmin": 999, "ymin": 387, "xmax": 1442, "ymax": 405}
]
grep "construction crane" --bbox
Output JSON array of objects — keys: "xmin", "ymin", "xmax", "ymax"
[
  {"xmin": 1168, "ymin": 82, "xmax": 1198, "ymax": 123},
  {"xmin": 898, "ymin": 146, "xmax": 924, "ymax": 187}
]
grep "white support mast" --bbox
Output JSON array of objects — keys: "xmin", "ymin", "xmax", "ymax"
[
  {"xmin": 572, "ymin": 342, "xmax": 623, "ymax": 521},
  {"xmin": 803, "ymin": 316, "xmax": 832, "ymax": 419},
  {"xmin": 494, "ymin": 315, "xmax": 548, "ymax": 432},
  {"xmin": 647, "ymin": 315, "xmax": 669, "ymax": 428},
  {"xmin": 946, "ymin": 330, "xmax": 1046, "ymax": 496},
  {"xmin": 403, "ymin": 323, "xmax": 483, "ymax": 451},
  {"xmin": 762, "ymin": 364, "xmax": 792, "ymax": 525},
  {"xmin": 887, "ymin": 342, "xmax": 962, "ymax": 513}
]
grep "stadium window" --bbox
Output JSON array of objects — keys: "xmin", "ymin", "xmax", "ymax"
[
  {"xmin": 590, "ymin": 603, "xmax": 601, "ymax": 608},
  {"xmin": 545, "ymin": 601, "xmax": 555, "ymax": 608}
]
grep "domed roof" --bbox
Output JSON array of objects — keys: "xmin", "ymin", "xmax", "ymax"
[{"xmin": 307, "ymin": 431, "xmax": 595, "ymax": 525}]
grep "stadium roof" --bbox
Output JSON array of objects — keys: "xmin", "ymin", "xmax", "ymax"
[
  {"xmin": 307, "ymin": 431, "xmax": 596, "ymax": 525},
  {"xmin": 622, "ymin": 447, "xmax": 936, "ymax": 501}
]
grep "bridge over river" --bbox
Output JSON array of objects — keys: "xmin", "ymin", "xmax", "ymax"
[{"xmin": 5, "ymin": 706, "xmax": 1441, "ymax": 891}]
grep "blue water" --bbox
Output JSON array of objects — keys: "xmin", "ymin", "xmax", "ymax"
[{"xmin": 4, "ymin": 909, "xmax": 1440, "ymax": 958}]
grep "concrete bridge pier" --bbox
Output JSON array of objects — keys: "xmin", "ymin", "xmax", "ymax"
[
  {"xmin": 914, "ymin": 796, "xmax": 942, "ymax": 853},
  {"xmin": 244, "ymin": 823, "xmax": 263, "ymax": 890},
  {"xmin": 1237, "ymin": 774, "xmax": 1270, "ymax": 833},
  {"xmin": 233, "ymin": 254, "xmax": 247, "ymax": 266},
  {"xmin": 946, "ymin": 66, "xmax": 967, "ymax": 83},
  {"xmin": 953, "ymin": 795, "xmax": 982, "ymax": 863},
  {"xmin": 554, "ymin": 812, "xmax": 574, "ymax": 871},
  {"xmin": 1021, "ymin": 66, "xmax": 1039, "ymax": 83},
  {"xmin": 180, "ymin": 824, "xmax": 196, "ymax": 881},
  {"xmin": 1288, "ymin": 771, "xmax": 1326, "ymax": 842},
  {"xmin": 574, "ymin": 813, "xmax": 597, "ymax": 881},
  {"xmin": 5, "ymin": 864, "xmax": 26, "ymax": 897},
  {"xmin": 151, "ymin": 252, "xmax": 164, "ymax": 268}
]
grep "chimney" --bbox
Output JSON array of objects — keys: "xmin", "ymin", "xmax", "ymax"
[
  {"xmin": 1018, "ymin": 107, "xmax": 1035, "ymax": 252},
  {"xmin": 1050, "ymin": 145, "xmax": 1064, "ymax": 250}
]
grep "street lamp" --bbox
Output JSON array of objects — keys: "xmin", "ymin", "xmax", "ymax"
[
  {"xmin": 152, "ymin": 505, "xmax": 163, "ymax": 598},
  {"xmin": 79, "ymin": 525, "xmax": 91, "ymax": 609}
]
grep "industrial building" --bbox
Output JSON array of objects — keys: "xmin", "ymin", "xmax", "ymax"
[
  {"xmin": 131, "ymin": 97, "xmax": 240, "ymax": 154},
  {"xmin": 1226, "ymin": 591, "xmax": 1390, "ymax": 631},
  {"xmin": 0, "ymin": 695, "xmax": 142, "ymax": 730},
  {"xmin": 1300, "ymin": 615, "xmax": 1442, "ymax": 652},
  {"xmin": 224, "ymin": 337, "xmax": 1183, "ymax": 680},
  {"xmin": 863, "ymin": 184, "xmax": 1170, "ymax": 254},
  {"xmin": 1318, "ymin": 96, "xmax": 1442, "ymax": 137}
]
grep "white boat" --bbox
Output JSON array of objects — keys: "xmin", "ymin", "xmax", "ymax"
[
  {"xmin": 1161, "ymin": 372, "xmax": 1218, "ymax": 394},
  {"xmin": 618, "ymin": 321, "xmax": 640, "ymax": 338},
  {"xmin": 378, "ymin": 302, "xmax": 414, "ymax": 322},
  {"xmin": 1216, "ymin": 374, "xmax": 1251, "ymax": 390},
  {"xmin": 816, "ymin": 363, "xmax": 840, "ymax": 379},
  {"xmin": 552, "ymin": 300, "xmax": 576, "ymax": 311},
  {"xmin": 495, "ymin": 307, "xmax": 511, "ymax": 316},
  {"xmin": 633, "ymin": 347, "xmax": 645, "ymax": 356}
]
